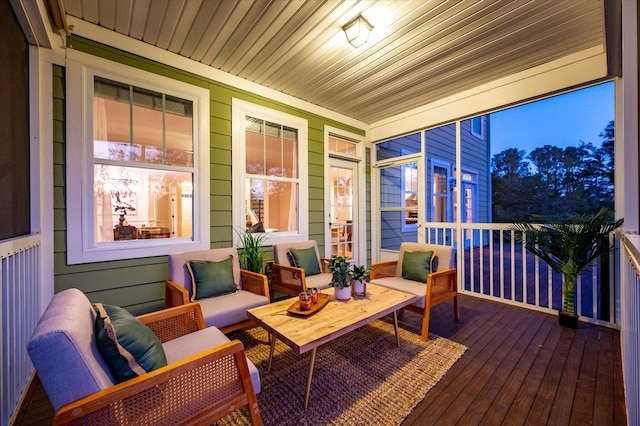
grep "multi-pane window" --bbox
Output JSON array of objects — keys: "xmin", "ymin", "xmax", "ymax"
[
  {"xmin": 232, "ymin": 99, "xmax": 308, "ymax": 244},
  {"xmin": 245, "ymin": 117, "xmax": 299, "ymax": 232},
  {"xmin": 66, "ymin": 56, "xmax": 209, "ymax": 264},
  {"xmin": 328, "ymin": 136, "xmax": 357, "ymax": 156},
  {"xmin": 471, "ymin": 116, "xmax": 484, "ymax": 139},
  {"xmin": 92, "ymin": 77, "xmax": 195, "ymax": 242}
]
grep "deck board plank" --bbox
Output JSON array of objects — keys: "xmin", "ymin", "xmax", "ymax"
[
  {"xmin": 403, "ymin": 294, "xmax": 625, "ymax": 426},
  {"xmin": 406, "ymin": 299, "xmax": 521, "ymax": 425},
  {"xmin": 505, "ymin": 314, "xmax": 562, "ymax": 425},
  {"xmin": 523, "ymin": 326, "xmax": 575, "ymax": 425},
  {"xmin": 436, "ymin": 308, "xmax": 533, "ymax": 424},
  {"xmin": 459, "ymin": 312, "xmax": 545, "ymax": 424}
]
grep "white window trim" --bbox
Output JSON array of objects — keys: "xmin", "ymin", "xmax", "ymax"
[
  {"xmin": 231, "ymin": 99, "xmax": 309, "ymax": 246},
  {"xmin": 324, "ymin": 126, "xmax": 366, "ymax": 262},
  {"xmin": 470, "ymin": 116, "xmax": 484, "ymax": 139},
  {"xmin": 66, "ymin": 51, "xmax": 210, "ymax": 264},
  {"xmin": 454, "ymin": 167, "xmax": 479, "ymax": 223}
]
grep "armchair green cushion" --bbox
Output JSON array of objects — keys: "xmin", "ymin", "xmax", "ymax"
[
  {"xmin": 93, "ymin": 303, "xmax": 167, "ymax": 382},
  {"xmin": 289, "ymin": 247, "xmax": 322, "ymax": 276},
  {"xmin": 186, "ymin": 256, "xmax": 238, "ymax": 301},
  {"xmin": 401, "ymin": 250, "xmax": 434, "ymax": 283}
]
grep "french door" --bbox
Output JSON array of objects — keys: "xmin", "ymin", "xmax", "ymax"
[{"xmin": 326, "ymin": 158, "xmax": 358, "ymax": 262}]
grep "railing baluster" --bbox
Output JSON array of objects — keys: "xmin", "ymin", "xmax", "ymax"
[
  {"xmin": 500, "ymin": 229, "xmax": 504, "ymax": 299},
  {"xmin": 0, "ymin": 235, "xmax": 41, "ymax": 425},
  {"xmin": 522, "ymin": 234, "xmax": 527, "ymax": 304}
]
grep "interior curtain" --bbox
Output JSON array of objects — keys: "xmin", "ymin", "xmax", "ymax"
[{"xmin": 93, "ymin": 97, "xmax": 114, "ymax": 242}]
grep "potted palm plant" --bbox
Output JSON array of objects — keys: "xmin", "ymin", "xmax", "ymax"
[
  {"xmin": 511, "ymin": 208, "xmax": 623, "ymax": 328},
  {"xmin": 327, "ymin": 255, "xmax": 351, "ymax": 300},
  {"xmin": 234, "ymin": 227, "xmax": 268, "ymax": 274},
  {"xmin": 350, "ymin": 264, "xmax": 369, "ymax": 297}
]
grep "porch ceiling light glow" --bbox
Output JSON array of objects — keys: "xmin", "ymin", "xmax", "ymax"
[{"xmin": 343, "ymin": 14, "xmax": 373, "ymax": 48}]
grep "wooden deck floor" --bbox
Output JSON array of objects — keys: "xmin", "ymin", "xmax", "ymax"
[
  {"xmin": 402, "ymin": 294, "xmax": 626, "ymax": 426},
  {"xmin": 14, "ymin": 295, "xmax": 626, "ymax": 425}
]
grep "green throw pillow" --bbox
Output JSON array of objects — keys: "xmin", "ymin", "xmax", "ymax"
[
  {"xmin": 289, "ymin": 247, "xmax": 321, "ymax": 276},
  {"xmin": 186, "ymin": 256, "xmax": 238, "ymax": 301},
  {"xmin": 94, "ymin": 303, "xmax": 168, "ymax": 382},
  {"xmin": 402, "ymin": 250, "xmax": 435, "ymax": 283}
]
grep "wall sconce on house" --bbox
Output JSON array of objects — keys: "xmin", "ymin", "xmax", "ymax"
[{"xmin": 342, "ymin": 14, "xmax": 373, "ymax": 48}]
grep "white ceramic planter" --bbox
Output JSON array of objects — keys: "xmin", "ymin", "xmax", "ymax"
[
  {"xmin": 351, "ymin": 279, "xmax": 366, "ymax": 297},
  {"xmin": 334, "ymin": 286, "xmax": 351, "ymax": 301}
]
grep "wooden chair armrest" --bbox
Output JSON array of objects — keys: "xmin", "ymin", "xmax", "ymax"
[
  {"xmin": 428, "ymin": 268, "xmax": 458, "ymax": 292},
  {"xmin": 165, "ymin": 280, "xmax": 190, "ymax": 309},
  {"xmin": 271, "ymin": 263, "xmax": 305, "ymax": 283},
  {"xmin": 53, "ymin": 340, "xmax": 262, "ymax": 426},
  {"xmin": 370, "ymin": 260, "xmax": 398, "ymax": 280},
  {"xmin": 271, "ymin": 263, "xmax": 306, "ymax": 300},
  {"xmin": 137, "ymin": 303, "xmax": 206, "ymax": 342},
  {"xmin": 320, "ymin": 257, "xmax": 330, "ymax": 273},
  {"xmin": 241, "ymin": 269, "xmax": 269, "ymax": 297}
]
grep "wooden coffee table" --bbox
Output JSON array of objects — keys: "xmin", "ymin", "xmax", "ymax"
[{"xmin": 247, "ymin": 283, "xmax": 416, "ymax": 408}]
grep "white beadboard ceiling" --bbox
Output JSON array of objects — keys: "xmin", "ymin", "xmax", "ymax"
[{"xmin": 61, "ymin": 0, "xmax": 610, "ymax": 124}]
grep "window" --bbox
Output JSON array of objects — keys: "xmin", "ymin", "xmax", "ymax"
[
  {"xmin": 402, "ymin": 163, "xmax": 418, "ymax": 231},
  {"xmin": 432, "ymin": 163, "xmax": 449, "ymax": 222},
  {"xmin": 328, "ymin": 135, "xmax": 357, "ymax": 156},
  {"xmin": 471, "ymin": 116, "xmax": 484, "ymax": 139},
  {"xmin": 66, "ymin": 54, "xmax": 210, "ymax": 264},
  {"xmin": 452, "ymin": 169, "xmax": 478, "ymax": 223},
  {"xmin": 232, "ymin": 99, "xmax": 308, "ymax": 245},
  {"xmin": 376, "ymin": 132, "xmax": 421, "ymax": 161}
]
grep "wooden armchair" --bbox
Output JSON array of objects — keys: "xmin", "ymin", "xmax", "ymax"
[
  {"xmin": 166, "ymin": 247, "xmax": 270, "ymax": 333},
  {"xmin": 28, "ymin": 288, "xmax": 263, "ymax": 425},
  {"xmin": 370, "ymin": 242, "xmax": 459, "ymax": 341},
  {"xmin": 271, "ymin": 240, "xmax": 332, "ymax": 301}
]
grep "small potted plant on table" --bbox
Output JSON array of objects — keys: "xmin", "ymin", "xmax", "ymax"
[
  {"xmin": 350, "ymin": 264, "xmax": 369, "ymax": 297},
  {"xmin": 327, "ymin": 255, "xmax": 351, "ymax": 300}
]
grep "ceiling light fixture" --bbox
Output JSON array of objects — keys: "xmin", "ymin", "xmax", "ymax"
[{"xmin": 342, "ymin": 14, "xmax": 373, "ymax": 48}]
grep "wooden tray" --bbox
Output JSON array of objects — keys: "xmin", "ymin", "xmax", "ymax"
[{"xmin": 287, "ymin": 293, "xmax": 330, "ymax": 316}]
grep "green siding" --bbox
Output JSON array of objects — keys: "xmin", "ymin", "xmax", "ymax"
[{"xmin": 54, "ymin": 36, "xmax": 366, "ymax": 314}]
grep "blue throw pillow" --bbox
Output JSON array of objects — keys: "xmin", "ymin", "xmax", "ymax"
[
  {"xmin": 186, "ymin": 256, "xmax": 238, "ymax": 301},
  {"xmin": 289, "ymin": 247, "xmax": 321, "ymax": 276},
  {"xmin": 94, "ymin": 303, "xmax": 168, "ymax": 382},
  {"xmin": 402, "ymin": 250, "xmax": 434, "ymax": 283}
]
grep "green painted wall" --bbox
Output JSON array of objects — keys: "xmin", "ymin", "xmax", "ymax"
[{"xmin": 54, "ymin": 36, "xmax": 366, "ymax": 314}]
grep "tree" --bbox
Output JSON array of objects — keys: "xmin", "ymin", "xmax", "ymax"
[
  {"xmin": 491, "ymin": 121, "xmax": 615, "ymax": 222},
  {"xmin": 491, "ymin": 147, "xmax": 530, "ymax": 179}
]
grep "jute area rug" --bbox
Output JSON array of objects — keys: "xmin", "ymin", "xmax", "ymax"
[{"xmin": 218, "ymin": 318, "xmax": 467, "ymax": 426}]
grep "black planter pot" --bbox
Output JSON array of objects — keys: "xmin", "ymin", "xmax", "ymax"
[{"xmin": 558, "ymin": 311, "xmax": 579, "ymax": 328}]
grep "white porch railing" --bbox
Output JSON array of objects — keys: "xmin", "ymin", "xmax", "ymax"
[
  {"xmin": 423, "ymin": 223, "xmax": 619, "ymax": 328},
  {"xmin": 0, "ymin": 234, "xmax": 41, "ymax": 425},
  {"xmin": 619, "ymin": 233, "xmax": 640, "ymax": 425}
]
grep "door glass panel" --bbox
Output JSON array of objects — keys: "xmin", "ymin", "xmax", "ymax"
[
  {"xmin": 378, "ymin": 162, "xmax": 419, "ymax": 250},
  {"xmin": 330, "ymin": 166, "xmax": 353, "ymax": 259}
]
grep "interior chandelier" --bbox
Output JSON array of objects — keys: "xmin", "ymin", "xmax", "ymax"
[{"xmin": 342, "ymin": 14, "xmax": 373, "ymax": 48}]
